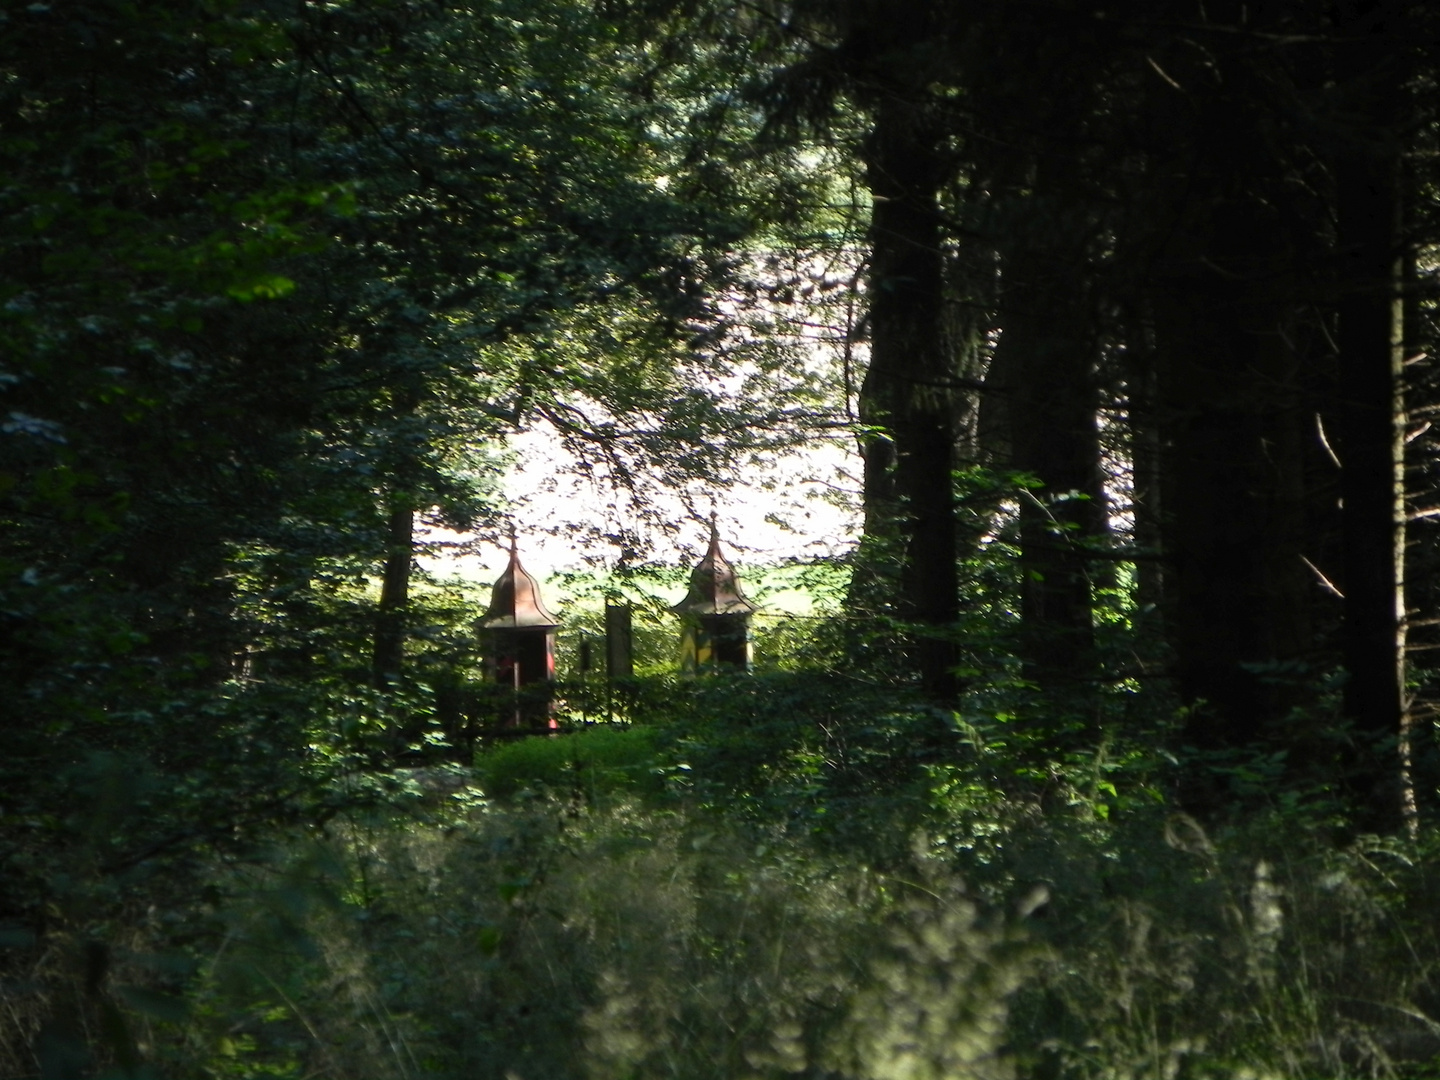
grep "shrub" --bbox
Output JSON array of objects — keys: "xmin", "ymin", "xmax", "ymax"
[
  {"xmin": 475, "ymin": 725, "xmax": 664, "ymax": 801},
  {"xmin": 165, "ymin": 803, "xmax": 1036, "ymax": 1080}
]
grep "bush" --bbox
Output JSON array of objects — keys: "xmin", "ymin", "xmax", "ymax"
[
  {"xmin": 14, "ymin": 674, "xmax": 1440, "ymax": 1080},
  {"xmin": 161, "ymin": 802, "xmax": 1035, "ymax": 1080},
  {"xmin": 475, "ymin": 725, "xmax": 664, "ymax": 801},
  {"xmin": 148, "ymin": 790, "xmax": 1440, "ymax": 1080}
]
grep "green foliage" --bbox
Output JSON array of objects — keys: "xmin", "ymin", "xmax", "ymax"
[
  {"xmin": 7, "ymin": 2, "xmax": 1440, "ymax": 1078},
  {"xmin": 9, "ymin": 668, "xmax": 1440, "ymax": 1079},
  {"xmin": 1, "ymin": 0, "xmax": 791, "ymax": 1019},
  {"xmin": 633, "ymin": 674, "xmax": 949, "ymax": 851},
  {"xmin": 145, "ymin": 801, "xmax": 1037, "ymax": 1080},
  {"xmin": 31, "ymin": 765, "xmax": 1432, "ymax": 1080},
  {"xmin": 476, "ymin": 726, "xmax": 664, "ymax": 801}
]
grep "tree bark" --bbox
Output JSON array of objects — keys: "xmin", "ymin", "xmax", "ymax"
[
  {"xmin": 1155, "ymin": 268, "xmax": 1313, "ymax": 759},
  {"xmin": 993, "ymin": 189, "xmax": 1103, "ymax": 694},
  {"xmin": 1138, "ymin": 10, "xmax": 1318, "ymax": 795},
  {"xmin": 371, "ymin": 502, "xmax": 414, "ymax": 690},
  {"xmin": 1332, "ymin": 0, "xmax": 1408, "ymax": 831},
  {"xmin": 860, "ymin": 90, "xmax": 960, "ymax": 702}
]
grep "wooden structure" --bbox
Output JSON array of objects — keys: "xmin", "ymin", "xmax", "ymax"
[
  {"xmin": 479, "ymin": 536, "xmax": 559, "ymax": 724},
  {"xmin": 672, "ymin": 516, "xmax": 757, "ymax": 673},
  {"xmin": 605, "ymin": 602, "xmax": 634, "ymax": 678}
]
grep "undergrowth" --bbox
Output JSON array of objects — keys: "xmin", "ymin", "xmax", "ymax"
[{"xmin": 5, "ymin": 678, "xmax": 1440, "ymax": 1079}]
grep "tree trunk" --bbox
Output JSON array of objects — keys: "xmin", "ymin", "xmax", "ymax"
[
  {"xmin": 1332, "ymin": 0, "xmax": 1408, "ymax": 831},
  {"xmin": 1138, "ymin": 16, "xmax": 1318, "ymax": 800},
  {"xmin": 994, "ymin": 191, "xmax": 1103, "ymax": 694},
  {"xmin": 860, "ymin": 90, "xmax": 960, "ymax": 702},
  {"xmin": 372, "ymin": 502, "xmax": 414, "ymax": 690},
  {"xmin": 1155, "ymin": 272, "xmax": 1313, "ymax": 762}
]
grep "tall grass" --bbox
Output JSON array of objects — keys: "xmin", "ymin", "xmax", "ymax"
[
  {"xmin": 169, "ymin": 803, "xmax": 1037, "ymax": 1080},
  {"xmin": 9, "ymin": 677, "xmax": 1440, "ymax": 1080},
  {"xmin": 139, "ymin": 792, "xmax": 1440, "ymax": 1080}
]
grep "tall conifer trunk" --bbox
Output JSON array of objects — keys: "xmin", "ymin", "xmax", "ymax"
[
  {"xmin": 1155, "ymin": 269, "xmax": 1313, "ymax": 760},
  {"xmin": 993, "ymin": 187, "xmax": 1103, "ymax": 695},
  {"xmin": 1332, "ymin": 0, "xmax": 1409, "ymax": 831},
  {"xmin": 1141, "ymin": 7, "xmax": 1317, "ymax": 800},
  {"xmin": 861, "ymin": 90, "xmax": 960, "ymax": 702},
  {"xmin": 371, "ymin": 503, "xmax": 414, "ymax": 690}
]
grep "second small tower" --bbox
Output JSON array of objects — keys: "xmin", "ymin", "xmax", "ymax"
[{"xmin": 672, "ymin": 515, "xmax": 757, "ymax": 673}]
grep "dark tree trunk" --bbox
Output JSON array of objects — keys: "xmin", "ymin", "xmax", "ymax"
[
  {"xmin": 860, "ymin": 90, "xmax": 960, "ymax": 702},
  {"xmin": 993, "ymin": 194, "xmax": 1103, "ymax": 694},
  {"xmin": 1332, "ymin": 0, "xmax": 1409, "ymax": 832},
  {"xmin": 372, "ymin": 503, "xmax": 414, "ymax": 690},
  {"xmin": 1155, "ymin": 273, "xmax": 1313, "ymax": 761},
  {"xmin": 960, "ymin": 14, "xmax": 1115, "ymax": 703},
  {"xmin": 1137, "ymin": 13, "xmax": 1318, "ymax": 803}
]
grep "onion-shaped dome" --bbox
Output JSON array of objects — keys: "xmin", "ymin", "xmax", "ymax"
[
  {"xmin": 481, "ymin": 537, "xmax": 559, "ymax": 628},
  {"xmin": 672, "ymin": 516, "xmax": 758, "ymax": 617}
]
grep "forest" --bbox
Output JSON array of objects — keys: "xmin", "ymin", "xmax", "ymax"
[{"xmin": 6, "ymin": 0, "xmax": 1440, "ymax": 1077}]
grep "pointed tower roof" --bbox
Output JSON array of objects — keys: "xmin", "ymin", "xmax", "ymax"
[
  {"xmin": 672, "ymin": 515, "xmax": 758, "ymax": 617},
  {"xmin": 481, "ymin": 535, "xmax": 560, "ymax": 629}
]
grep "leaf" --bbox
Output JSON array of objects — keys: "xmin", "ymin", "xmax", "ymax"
[
  {"xmin": 226, "ymin": 275, "xmax": 296, "ymax": 302},
  {"xmin": 476, "ymin": 925, "xmax": 503, "ymax": 956}
]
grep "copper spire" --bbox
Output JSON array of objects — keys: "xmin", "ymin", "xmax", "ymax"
[
  {"xmin": 672, "ymin": 514, "xmax": 758, "ymax": 617},
  {"xmin": 481, "ymin": 533, "xmax": 559, "ymax": 628}
]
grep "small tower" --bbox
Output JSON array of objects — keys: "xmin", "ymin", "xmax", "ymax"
[
  {"xmin": 672, "ymin": 515, "xmax": 758, "ymax": 673},
  {"xmin": 480, "ymin": 535, "xmax": 560, "ymax": 722}
]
